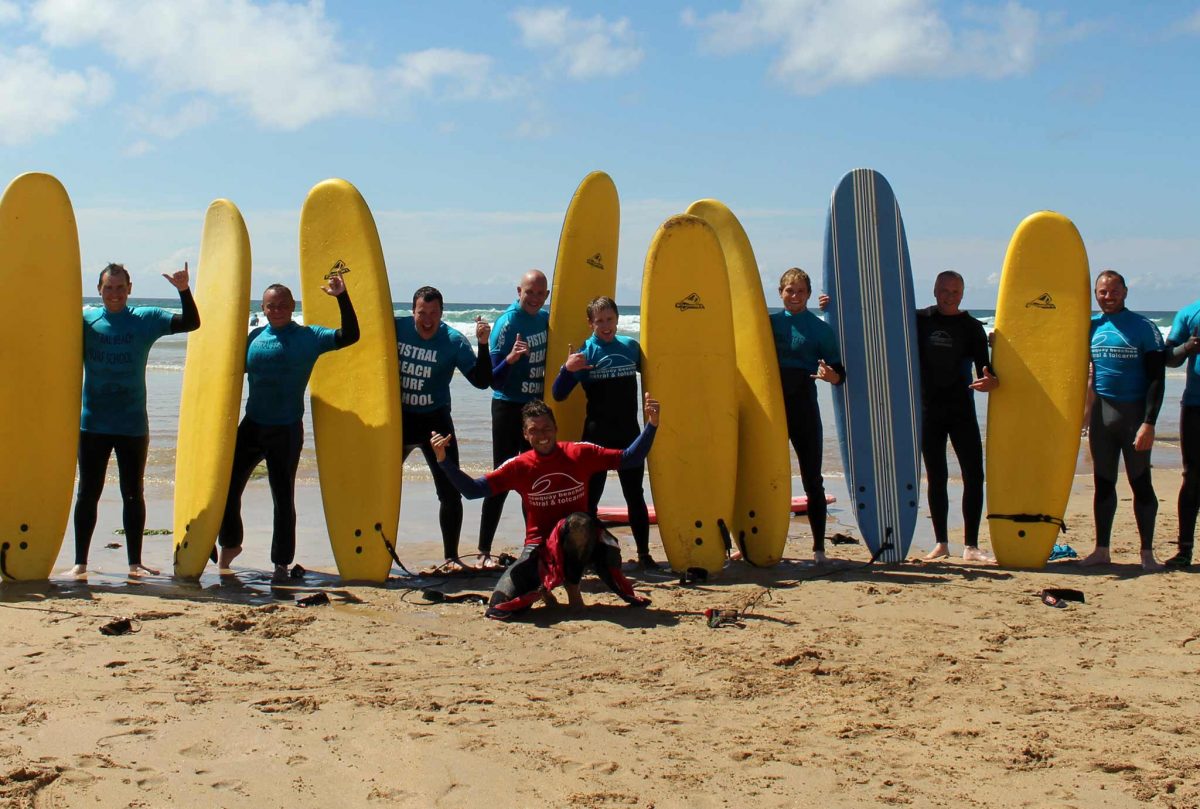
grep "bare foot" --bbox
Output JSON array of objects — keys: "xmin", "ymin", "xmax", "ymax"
[
  {"xmin": 271, "ymin": 564, "xmax": 289, "ymax": 583},
  {"xmin": 1079, "ymin": 547, "xmax": 1111, "ymax": 566},
  {"xmin": 813, "ymin": 550, "xmax": 828, "ymax": 566},
  {"xmin": 1140, "ymin": 550, "xmax": 1164, "ymax": 572},
  {"xmin": 477, "ymin": 554, "xmax": 503, "ymax": 571},
  {"xmin": 128, "ymin": 563, "xmax": 159, "ymax": 577},
  {"xmin": 64, "ymin": 564, "xmax": 87, "ymax": 580},
  {"xmin": 540, "ymin": 589, "xmax": 560, "ymax": 608},
  {"xmin": 924, "ymin": 543, "xmax": 950, "ymax": 561},
  {"xmin": 729, "ymin": 549, "xmax": 744, "ymax": 562},
  {"xmin": 217, "ymin": 545, "xmax": 242, "ymax": 574},
  {"xmin": 963, "ymin": 546, "xmax": 995, "ymax": 563}
]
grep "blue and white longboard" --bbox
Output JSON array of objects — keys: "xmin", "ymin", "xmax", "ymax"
[{"xmin": 823, "ymin": 169, "xmax": 921, "ymax": 562}]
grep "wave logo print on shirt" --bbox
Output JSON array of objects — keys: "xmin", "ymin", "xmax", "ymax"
[
  {"xmin": 590, "ymin": 354, "xmax": 637, "ymax": 380},
  {"xmin": 586, "ymin": 253, "xmax": 605, "ymax": 270},
  {"xmin": 675, "ymin": 293, "xmax": 705, "ymax": 311},
  {"xmin": 1025, "ymin": 293, "xmax": 1056, "ymax": 309},
  {"xmin": 528, "ymin": 472, "xmax": 585, "ymax": 508},
  {"xmin": 1091, "ymin": 328, "xmax": 1139, "ymax": 360}
]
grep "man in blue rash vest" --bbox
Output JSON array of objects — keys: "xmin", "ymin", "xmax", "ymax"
[
  {"xmin": 216, "ymin": 275, "xmax": 359, "ymax": 583},
  {"xmin": 915, "ymin": 271, "xmax": 998, "ymax": 563},
  {"xmin": 772, "ymin": 269, "xmax": 845, "ymax": 564},
  {"xmin": 1163, "ymin": 300, "xmax": 1200, "ymax": 568},
  {"xmin": 67, "ymin": 262, "xmax": 200, "ymax": 579},
  {"xmin": 1081, "ymin": 270, "xmax": 1167, "ymax": 571},
  {"xmin": 395, "ymin": 286, "xmax": 493, "ymax": 572},
  {"xmin": 477, "ymin": 268, "xmax": 549, "ymax": 568},
  {"xmin": 551, "ymin": 295, "xmax": 659, "ymax": 569},
  {"xmin": 431, "ymin": 396, "xmax": 659, "ymax": 620}
]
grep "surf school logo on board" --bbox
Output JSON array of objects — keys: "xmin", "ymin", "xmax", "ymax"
[
  {"xmin": 1025, "ymin": 293, "xmax": 1056, "ymax": 309},
  {"xmin": 586, "ymin": 253, "xmax": 605, "ymax": 270},
  {"xmin": 675, "ymin": 293, "xmax": 705, "ymax": 311},
  {"xmin": 325, "ymin": 259, "xmax": 351, "ymax": 281}
]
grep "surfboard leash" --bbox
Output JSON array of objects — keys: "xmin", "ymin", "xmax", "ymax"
[
  {"xmin": 986, "ymin": 513, "xmax": 1068, "ymax": 533},
  {"xmin": 375, "ymin": 525, "xmax": 417, "ymax": 577}
]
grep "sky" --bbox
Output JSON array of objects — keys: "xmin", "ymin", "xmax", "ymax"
[{"xmin": 2, "ymin": 0, "xmax": 1198, "ymax": 310}]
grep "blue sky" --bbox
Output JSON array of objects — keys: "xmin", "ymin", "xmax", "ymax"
[{"xmin": 2, "ymin": 0, "xmax": 1198, "ymax": 309}]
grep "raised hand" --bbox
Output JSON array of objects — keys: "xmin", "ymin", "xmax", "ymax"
[
  {"xmin": 430, "ymin": 431, "xmax": 454, "ymax": 462},
  {"xmin": 643, "ymin": 392, "xmax": 660, "ymax": 426},
  {"xmin": 564, "ymin": 343, "xmax": 592, "ymax": 372},
  {"xmin": 506, "ymin": 333, "xmax": 529, "ymax": 364},
  {"xmin": 162, "ymin": 261, "xmax": 190, "ymax": 291},
  {"xmin": 321, "ymin": 274, "xmax": 346, "ymax": 296},
  {"xmin": 475, "ymin": 315, "xmax": 491, "ymax": 343}
]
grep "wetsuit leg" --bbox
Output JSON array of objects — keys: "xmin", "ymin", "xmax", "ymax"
[
  {"xmin": 946, "ymin": 402, "xmax": 984, "ymax": 547},
  {"xmin": 1179, "ymin": 405, "xmax": 1200, "ymax": 551},
  {"xmin": 410, "ymin": 409, "xmax": 465, "ymax": 560},
  {"xmin": 218, "ymin": 417, "xmax": 268, "ymax": 551},
  {"xmin": 784, "ymin": 380, "xmax": 829, "ymax": 551},
  {"xmin": 111, "ymin": 435, "xmax": 150, "ymax": 565},
  {"xmin": 921, "ymin": 401, "xmax": 952, "ymax": 546},
  {"xmin": 1090, "ymin": 397, "xmax": 1124, "ymax": 547},
  {"xmin": 73, "ymin": 431, "xmax": 115, "ymax": 566},
  {"xmin": 478, "ymin": 399, "xmax": 528, "ymax": 554},
  {"xmin": 487, "ymin": 543, "xmax": 540, "ymax": 613},
  {"xmin": 1114, "ymin": 406, "xmax": 1157, "ymax": 550},
  {"xmin": 262, "ymin": 421, "xmax": 304, "ymax": 566},
  {"xmin": 586, "ymin": 469, "xmax": 608, "ymax": 514},
  {"xmin": 616, "ymin": 464, "xmax": 651, "ymax": 557}
]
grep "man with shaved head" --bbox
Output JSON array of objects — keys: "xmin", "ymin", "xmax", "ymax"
[{"xmin": 478, "ymin": 269, "xmax": 550, "ymax": 567}]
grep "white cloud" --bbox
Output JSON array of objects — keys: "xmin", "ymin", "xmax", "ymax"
[
  {"xmin": 391, "ymin": 48, "xmax": 518, "ymax": 100},
  {"xmin": 0, "ymin": 0, "xmax": 22, "ymax": 24},
  {"xmin": 512, "ymin": 6, "xmax": 644, "ymax": 78},
  {"xmin": 31, "ymin": 0, "xmax": 380, "ymax": 129},
  {"xmin": 684, "ymin": 0, "xmax": 1042, "ymax": 93},
  {"xmin": 133, "ymin": 99, "xmax": 217, "ymax": 140},
  {"xmin": 0, "ymin": 46, "xmax": 112, "ymax": 146}
]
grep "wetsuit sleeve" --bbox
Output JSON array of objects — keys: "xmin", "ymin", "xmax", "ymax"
[
  {"xmin": 462, "ymin": 339, "xmax": 493, "ymax": 389},
  {"xmin": 169, "ymin": 288, "xmax": 201, "ymax": 334},
  {"xmin": 971, "ymin": 321, "xmax": 992, "ymax": 378},
  {"xmin": 619, "ymin": 423, "xmax": 657, "ymax": 469},
  {"xmin": 818, "ymin": 321, "xmax": 846, "ymax": 384},
  {"xmin": 551, "ymin": 365, "xmax": 578, "ymax": 401},
  {"xmin": 1143, "ymin": 350, "xmax": 1166, "ymax": 425},
  {"xmin": 437, "ymin": 456, "xmax": 492, "ymax": 499},
  {"xmin": 490, "ymin": 350, "xmax": 512, "ymax": 389},
  {"xmin": 333, "ymin": 291, "xmax": 360, "ymax": 348}
]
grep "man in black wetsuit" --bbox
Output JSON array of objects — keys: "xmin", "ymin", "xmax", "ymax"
[{"xmin": 917, "ymin": 271, "xmax": 998, "ymax": 562}]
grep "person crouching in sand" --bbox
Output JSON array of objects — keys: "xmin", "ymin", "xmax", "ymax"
[{"xmin": 431, "ymin": 396, "xmax": 659, "ymax": 620}]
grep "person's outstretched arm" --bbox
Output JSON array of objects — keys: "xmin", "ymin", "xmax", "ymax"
[
  {"xmin": 164, "ymin": 263, "xmax": 200, "ymax": 334},
  {"xmin": 431, "ymin": 432, "xmax": 491, "ymax": 499}
]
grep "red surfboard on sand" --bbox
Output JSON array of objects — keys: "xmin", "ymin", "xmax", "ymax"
[{"xmin": 596, "ymin": 496, "xmax": 835, "ymax": 527}]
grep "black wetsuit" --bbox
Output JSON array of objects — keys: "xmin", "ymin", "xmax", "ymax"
[
  {"xmin": 551, "ymin": 335, "xmax": 651, "ymax": 559},
  {"xmin": 74, "ymin": 290, "xmax": 200, "ymax": 567},
  {"xmin": 915, "ymin": 306, "xmax": 991, "ymax": 548},
  {"xmin": 218, "ymin": 293, "xmax": 359, "ymax": 567}
]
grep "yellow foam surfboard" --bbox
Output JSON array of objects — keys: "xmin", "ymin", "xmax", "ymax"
[
  {"xmin": 0, "ymin": 173, "xmax": 82, "ymax": 581},
  {"xmin": 300, "ymin": 179, "xmax": 401, "ymax": 582},
  {"xmin": 641, "ymin": 214, "xmax": 737, "ymax": 574},
  {"xmin": 687, "ymin": 200, "xmax": 790, "ymax": 566},
  {"xmin": 987, "ymin": 211, "xmax": 1090, "ymax": 568},
  {"xmin": 546, "ymin": 171, "xmax": 619, "ymax": 440},
  {"xmin": 172, "ymin": 200, "xmax": 251, "ymax": 578}
]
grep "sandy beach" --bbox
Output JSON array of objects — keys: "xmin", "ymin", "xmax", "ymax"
[{"xmin": 3, "ymin": 453, "xmax": 1198, "ymax": 809}]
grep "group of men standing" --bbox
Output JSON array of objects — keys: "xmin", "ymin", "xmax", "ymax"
[{"xmin": 397, "ymin": 265, "xmax": 1200, "ymax": 603}]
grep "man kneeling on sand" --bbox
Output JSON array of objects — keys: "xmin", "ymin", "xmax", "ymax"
[{"xmin": 431, "ymin": 396, "xmax": 659, "ymax": 620}]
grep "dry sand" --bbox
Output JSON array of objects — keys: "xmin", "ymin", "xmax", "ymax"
[{"xmin": 2, "ymin": 468, "xmax": 1199, "ymax": 809}]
